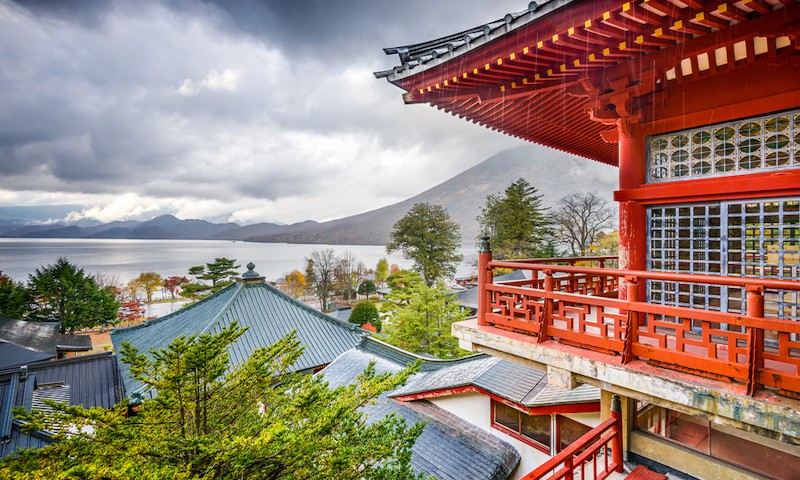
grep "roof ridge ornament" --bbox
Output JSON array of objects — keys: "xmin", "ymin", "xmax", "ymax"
[{"xmin": 240, "ymin": 262, "xmax": 265, "ymax": 283}]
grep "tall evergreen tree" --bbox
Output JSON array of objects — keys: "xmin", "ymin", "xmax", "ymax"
[
  {"xmin": 386, "ymin": 203, "xmax": 462, "ymax": 287},
  {"xmin": 477, "ymin": 178, "xmax": 553, "ymax": 260},
  {"xmin": 385, "ymin": 281, "xmax": 469, "ymax": 359},
  {"xmin": 6, "ymin": 324, "xmax": 428, "ymax": 480},
  {"xmin": 26, "ymin": 257, "xmax": 119, "ymax": 333}
]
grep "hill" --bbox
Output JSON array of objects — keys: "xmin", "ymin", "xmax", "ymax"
[
  {"xmin": 248, "ymin": 146, "xmax": 617, "ymax": 245},
  {"xmin": 0, "ymin": 146, "xmax": 617, "ymax": 243}
]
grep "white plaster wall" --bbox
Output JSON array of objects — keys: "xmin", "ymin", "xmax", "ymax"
[
  {"xmin": 563, "ymin": 411, "xmax": 602, "ymax": 428},
  {"xmin": 429, "ymin": 393, "xmax": 552, "ymax": 480}
]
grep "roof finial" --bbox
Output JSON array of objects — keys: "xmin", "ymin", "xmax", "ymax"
[{"xmin": 241, "ymin": 262, "xmax": 265, "ymax": 283}]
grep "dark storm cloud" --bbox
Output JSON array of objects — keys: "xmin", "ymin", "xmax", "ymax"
[
  {"xmin": 13, "ymin": 0, "xmax": 115, "ymax": 28},
  {"xmin": 0, "ymin": 0, "xmax": 614, "ymax": 224}
]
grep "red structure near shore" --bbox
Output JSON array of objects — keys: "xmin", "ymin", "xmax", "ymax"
[{"xmin": 377, "ymin": 1, "xmax": 800, "ymax": 478}]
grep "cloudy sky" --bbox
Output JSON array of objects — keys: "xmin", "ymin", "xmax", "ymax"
[{"xmin": 0, "ymin": 0, "xmax": 614, "ymax": 225}]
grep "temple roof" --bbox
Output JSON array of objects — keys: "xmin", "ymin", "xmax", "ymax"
[
  {"xmin": 111, "ymin": 268, "xmax": 364, "ymax": 399},
  {"xmin": 0, "ymin": 316, "xmax": 92, "ymax": 360},
  {"xmin": 375, "ymin": 0, "xmax": 800, "ymax": 166},
  {"xmin": 320, "ymin": 338, "xmax": 521, "ymax": 480},
  {"xmin": 0, "ymin": 352, "xmax": 125, "ymax": 459},
  {"xmin": 375, "ymin": 1, "xmax": 571, "ymax": 79}
]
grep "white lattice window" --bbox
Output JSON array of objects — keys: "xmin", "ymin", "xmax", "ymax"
[
  {"xmin": 648, "ymin": 197, "xmax": 800, "ymax": 324},
  {"xmin": 648, "ymin": 110, "xmax": 800, "ymax": 183}
]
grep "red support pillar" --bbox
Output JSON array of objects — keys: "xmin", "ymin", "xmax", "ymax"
[
  {"xmin": 478, "ymin": 236, "xmax": 493, "ymax": 327},
  {"xmin": 618, "ymin": 128, "xmax": 648, "ymax": 301},
  {"xmin": 610, "ymin": 394, "xmax": 624, "ymax": 473},
  {"xmin": 746, "ymin": 285, "xmax": 765, "ymax": 396}
]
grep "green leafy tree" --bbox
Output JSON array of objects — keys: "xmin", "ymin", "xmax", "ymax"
[
  {"xmin": 375, "ymin": 258, "xmax": 389, "ymax": 288},
  {"xmin": 350, "ymin": 301, "xmax": 382, "ymax": 332},
  {"xmin": 25, "ymin": 257, "xmax": 119, "ymax": 334},
  {"xmin": 385, "ymin": 281, "xmax": 469, "ymax": 359},
  {"xmin": 358, "ymin": 280, "xmax": 377, "ymax": 297},
  {"xmin": 199, "ymin": 258, "xmax": 240, "ymax": 289},
  {"xmin": 380, "ymin": 270, "xmax": 424, "ymax": 316},
  {"xmin": 137, "ymin": 271, "xmax": 163, "ymax": 302},
  {"xmin": 5, "ymin": 323, "xmax": 429, "ymax": 480},
  {"xmin": 0, "ymin": 272, "xmax": 31, "ymax": 319},
  {"xmin": 477, "ymin": 178, "xmax": 553, "ymax": 260},
  {"xmin": 386, "ymin": 203, "xmax": 462, "ymax": 287}
]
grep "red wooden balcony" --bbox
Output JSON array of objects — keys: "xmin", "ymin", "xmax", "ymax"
[
  {"xmin": 477, "ymin": 252, "xmax": 800, "ymax": 397},
  {"xmin": 521, "ymin": 396, "xmax": 623, "ymax": 480}
]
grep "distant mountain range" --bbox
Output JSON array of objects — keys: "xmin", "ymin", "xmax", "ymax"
[{"xmin": 0, "ymin": 146, "xmax": 616, "ymax": 243}]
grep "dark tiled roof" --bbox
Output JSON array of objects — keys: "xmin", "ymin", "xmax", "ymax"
[
  {"xmin": 320, "ymin": 344, "xmax": 520, "ymax": 480},
  {"xmin": 0, "ymin": 316, "xmax": 92, "ymax": 359},
  {"xmin": 111, "ymin": 278, "xmax": 363, "ymax": 399},
  {"xmin": 375, "ymin": 0, "xmax": 572, "ymax": 80},
  {"xmin": 375, "ymin": 336, "xmax": 600, "ymax": 408},
  {"xmin": 0, "ymin": 342, "xmax": 53, "ymax": 369},
  {"xmin": 0, "ymin": 352, "xmax": 125, "ymax": 459}
]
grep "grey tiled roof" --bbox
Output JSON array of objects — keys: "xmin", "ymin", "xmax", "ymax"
[
  {"xmin": 0, "ymin": 342, "xmax": 53, "ymax": 369},
  {"xmin": 111, "ymin": 278, "xmax": 363, "ymax": 398},
  {"xmin": 375, "ymin": 0, "xmax": 573, "ymax": 81},
  {"xmin": 376, "ymin": 337, "xmax": 600, "ymax": 408},
  {"xmin": 320, "ymin": 345, "xmax": 519, "ymax": 480},
  {"xmin": 0, "ymin": 352, "xmax": 125, "ymax": 459},
  {"xmin": 0, "ymin": 316, "xmax": 91, "ymax": 360}
]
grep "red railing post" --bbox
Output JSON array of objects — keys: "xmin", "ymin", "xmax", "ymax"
[
  {"xmin": 478, "ymin": 236, "xmax": 493, "ymax": 327},
  {"xmin": 610, "ymin": 394, "xmax": 624, "ymax": 473},
  {"xmin": 746, "ymin": 285, "xmax": 765, "ymax": 396},
  {"xmin": 563, "ymin": 457, "xmax": 574, "ymax": 480},
  {"xmin": 622, "ymin": 277, "xmax": 639, "ymax": 364},
  {"xmin": 538, "ymin": 269, "xmax": 554, "ymax": 343}
]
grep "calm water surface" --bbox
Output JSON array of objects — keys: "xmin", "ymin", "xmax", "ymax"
[{"xmin": 0, "ymin": 239, "xmax": 478, "ymax": 284}]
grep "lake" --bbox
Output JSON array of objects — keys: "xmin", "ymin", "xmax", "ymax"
[{"xmin": 0, "ymin": 238, "xmax": 480, "ymax": 284}]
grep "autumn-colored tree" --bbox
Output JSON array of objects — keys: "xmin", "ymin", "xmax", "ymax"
[
  {"xmin": 390, "ymin": 264, "xmax": 400, "ymax": 275},
  {"xmin": 124, "ymin": 278, "xmax": 144, "ymax": 303},
  {"xmin": 284, "ymin": 270, "xmax": 306, "ymax": 297},
  {"xmin": 375, "ymin": 258, "xmax": 389, "ymax": 288},
  {"xmin": 118, "ymin": 301, "xmax": 144, "ymax": 324},
  {"xmin": 163, "ymin": 276, "xmax": 190, "ymax": 299},
  {"xmin": 137, "ymin": 271, "xmax": 163, "ymax": 302}
]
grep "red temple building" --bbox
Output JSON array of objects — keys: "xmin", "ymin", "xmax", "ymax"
[{"xmin": 376, "ymin": 1, "xmax": 800, "ymax": 479}]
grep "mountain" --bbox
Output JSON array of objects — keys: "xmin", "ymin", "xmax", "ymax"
[
  {"xmin": 248, "ymin": 146, "xmax": 617, "ymax": 245},
  {"xmin": 0, "ymin": 146, "xmax": 617, "ymax": 243}
]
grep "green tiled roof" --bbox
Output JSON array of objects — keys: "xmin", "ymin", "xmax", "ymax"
[{"xmin": 110, "ymin": 279, "xmax": 362, "ymax": 398}]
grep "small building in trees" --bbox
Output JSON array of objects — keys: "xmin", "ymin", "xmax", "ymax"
[
  {"xmin": 322, "ymin": 335, "xmax": 602, "ymax": 480},
  {"xmin": 377, "ymin": 1, "xmax": 800, "ymax": 478},
  {"xmin": 0, "ymin": 352, "xmax": 125, "ymax": 458},
  {"xmin": 0, "ymin": 316, "xmax": 91, "ymax": 366},
  {"xmin": 111, "ymin": 263, "xmax": 367, "ymax": 400}
]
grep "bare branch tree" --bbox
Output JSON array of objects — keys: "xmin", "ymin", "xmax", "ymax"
[
  {"xmin": 553, "ymin": 192, "xmax": 617, "ymax": 256},
  {"xmin": 306, "ymin": 248, "xmax": 337, "ymax": 311},
  {"xmin": 336, "ymin": 250, "xmax": 361, "ymax": 302}
]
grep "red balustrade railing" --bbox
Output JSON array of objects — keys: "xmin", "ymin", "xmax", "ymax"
[
  {"xmin": 477, "ymin": 251, "xmax": 800, "ymax": 396},
  {"xmin": 522, "ymin": 396, "xmax": 624, "ymax": 480}
]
